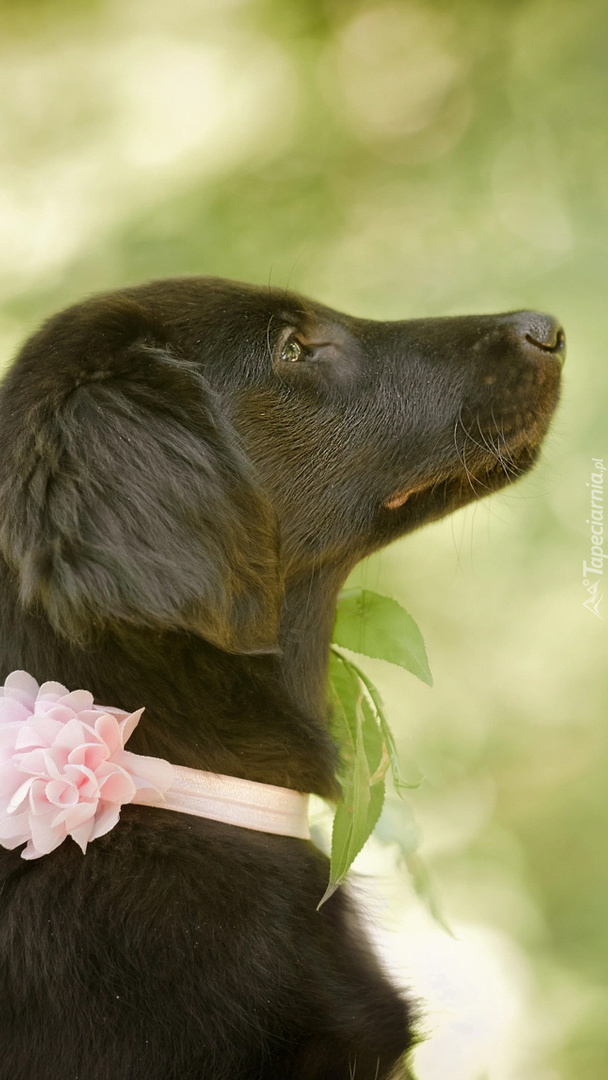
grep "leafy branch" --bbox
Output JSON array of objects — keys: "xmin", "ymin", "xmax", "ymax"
[{"xmin": 319, "ymin": 588, "xmax": 432, "ymax": 907}]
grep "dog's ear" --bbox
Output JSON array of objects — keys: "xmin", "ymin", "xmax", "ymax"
[{"xmin": 0, "ymin": 296, "xmax": 282, "ymax": 653}]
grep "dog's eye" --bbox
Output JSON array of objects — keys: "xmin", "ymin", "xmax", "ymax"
[{"xmin": 280, "ymin": 338, "xmax": 306, "ymax": 363}]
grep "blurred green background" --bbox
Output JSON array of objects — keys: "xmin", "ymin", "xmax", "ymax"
[{"xmin": 0, "ymin": 0, "xmax": 606, "ymax": 1076}]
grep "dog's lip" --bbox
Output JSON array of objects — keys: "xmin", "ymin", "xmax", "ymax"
[{"xmin": 383, "ymin": 482, "xmax": 431, "ymax": 510}]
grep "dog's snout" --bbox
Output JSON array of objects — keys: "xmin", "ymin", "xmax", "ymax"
[{"xmin": 511, "ymin": 311, "xmax": 566, "ymax": 366}]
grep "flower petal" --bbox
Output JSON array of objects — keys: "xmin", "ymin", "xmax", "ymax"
[
  {"xmin": 46, "ymin": 779, "xmax": 79, "ymax": 808},
  {"xmin": 15, "ymin": 715, "xmax": 63, "ymax": 749},
  {"xmin": 57, "ymin": 689, "xmax": 94, "ymax": 712},
  {"xmin": 88, "ymin": 802, "xmax": 121, "ymax": 842},
  {"xmin": 64, "ymin": 764, "xmax": 100, "ymax": 800},
  {"xmin": 97, "ymin": 768, "xmax": 136, "ymax": 805},
  {"xmin": 42, "ymin": 748, "xmax": 70, "ymax": 780},
  {"xmin": 0, "ymin": 699, "xmax": 33, "ymax": 725},
  {"xmin": 67, "ymin": 743, "xmax": 108, "ymax": 772},
  {"xmin": 0, "ymin": 722, "xmax": 24, "ymax": 750},
  {"xmin": 52, "ymin": 717, "xmax": 92, "ymax": 751},
  {"xmin": 28, "ymin": 779, "xmax": 52, "ymax": 817},
  {"xmin": 27, "ymin": 811, "xmax": 65, "ymax": 856},
  {"xmin": 94, "ymin": 712, "xmax": 125, "ymax": 756},
  {"xmin": 17, "ymin": 748, "xmax": 54, "ymax": 776},
  {"xmin": 7, "ymin": 776, "xmax": 36, "ymax": 814},
  {"xmin": 69, "ymin": 816, "xmax": 97, "ymax": 854},
  {"xmin": 119, "ymin": 708, "xmax": 145, "ymax": 745},
  {"xmin": 35, "ymin": 704, "xmax": 78, "ymax": 726},
  {"xmin": 118, "ymin": 750, "xmax": 174, "ymax": 795},
  {"xmin": 52, "ymin": 800, "xmax": 96, "ymax": 833},
  {"xmin": 3, "ymin": 670, "xmax": 40, "ymax": 702},
  {"xmin": 37, "ymin": 680, "xmax": 70, "ymax": 700},
  {"xmin": 96, "ymin": 704, "xmax": 130, "ymax": 718},
  {"xmin": 0, "ymin": 759, "xmax": 28, "ymax": 799},
  {"xmin": 0, "ymin": 809, "xmax": 30, "ymax": 842}
]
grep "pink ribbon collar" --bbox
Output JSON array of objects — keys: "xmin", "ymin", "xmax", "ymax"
[{"xmin": 0, "ymin": 671, "xmax": 310, "ymax": 860}]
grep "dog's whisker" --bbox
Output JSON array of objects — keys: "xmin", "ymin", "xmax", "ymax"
[
  {"xmin": 454, "ymin": 411, "xmax": 483, "ymax": 498},
  {"xmin": 458, "ymin": 411, "xmax": 489, "ymax": 457},
  {"xmin": 265, "ymin": 312, "xmax": 276, "ymax": 362},
  {"xmin": 487, "ymin": 407, "xmax": 521, "ymax": 480},
  {"xmin": 479, "ymin": 412, "xmax": 513, "ymax": 480},
  {"xmin": 475, "ymin": 413, "xmax": 497, "ymax": 458}
]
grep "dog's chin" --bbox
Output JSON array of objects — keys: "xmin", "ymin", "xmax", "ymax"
[{"xmin": 383, "ymin": 441, "xmax": 544, "ymax": 529}]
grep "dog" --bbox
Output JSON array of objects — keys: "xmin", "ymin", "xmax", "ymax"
[{"xmin": 0, "ymin": 277, "xmax": 564, "ymax": 1079}]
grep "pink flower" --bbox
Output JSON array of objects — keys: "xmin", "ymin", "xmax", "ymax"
[{"xmin": 0, "ymin": 671, "xmax": 173, "ymax": 859}]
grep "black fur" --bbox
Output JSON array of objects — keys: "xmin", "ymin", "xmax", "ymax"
[{"xmin": 0, "ymin": 277, "xmax": 564, "ymax": 1079}]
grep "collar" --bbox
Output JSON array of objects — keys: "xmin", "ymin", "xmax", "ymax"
[
  {"xmin": 0, "ymin": 670, "xmax": 310, "ymax": 861},
  {"xmin": 134, "ymin": 764, "xmax": 310, "ymax": 838}
]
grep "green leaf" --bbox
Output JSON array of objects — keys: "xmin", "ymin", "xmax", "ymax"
[
  {"xmin": 320, "ymin": 652, "xmax": 388, "ymax": 906},
  {"xmin": 329, "ymin": 652, "xmax": 387, "ymax": 792},
  {"xmin": 360, "ymin": 694, "xmax": 386, "ymax": 783},
  {"xmin": 333, "ymin": 588, "xmax": 433, "ymax": 686},
  {"xmin": 330, "ymin": 647, "xmax": 421, "ymax": 795},
  {"xmin": 318, "ymin": 782, "xmax": 385, "ymax": 908},
  {"xmin": 328, "ymin": 650, "xmax": 360, "ymax": 758}
]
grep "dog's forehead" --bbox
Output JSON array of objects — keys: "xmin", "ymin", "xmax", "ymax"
[
  {"xmin": 127, "ymin": 276, "xmax": 351, "ymax": 336},
  {"xmin": 204, "ymin": 277, "xmax": 353, "ymax": 328},
  {"xmin": 220, "ymin": 280, "xmax": 351, "ymax": 334}
]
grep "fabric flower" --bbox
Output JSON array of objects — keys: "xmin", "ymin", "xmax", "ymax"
[{"xmin": 0, "ymin": 670, "xmax": 173, "ymax": 859}]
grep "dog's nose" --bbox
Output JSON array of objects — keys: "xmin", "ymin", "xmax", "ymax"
[{"xmin": 511, "ymin": 311, "xmax": 566, "ymax": 366}]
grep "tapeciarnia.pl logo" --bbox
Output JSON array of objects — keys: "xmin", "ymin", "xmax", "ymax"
[{"xmin": 582, "ymin": 457, "xmax": 605, "ymax": 620}]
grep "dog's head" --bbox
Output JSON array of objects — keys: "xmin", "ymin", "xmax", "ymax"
[{"xmin": 0, "ymin": 277, "xmax": 564, "ymax": 656}]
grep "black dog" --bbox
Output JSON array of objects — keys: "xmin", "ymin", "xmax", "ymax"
[{"xmin": 0, "ymin": 278, "xmax": 564, "ymax": 1079}]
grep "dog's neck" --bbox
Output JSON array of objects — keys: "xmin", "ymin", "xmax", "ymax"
[
  {"xmin": 0, "ymin": 560, "xmax": 342, "ymax": 800},
  {"xmin": 277, "ymin": 565, "xmax": 345, "ymax": 716},
  {"xmin": 124, "ymin": 567, "xmax": 343, "ymax": 797}
]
